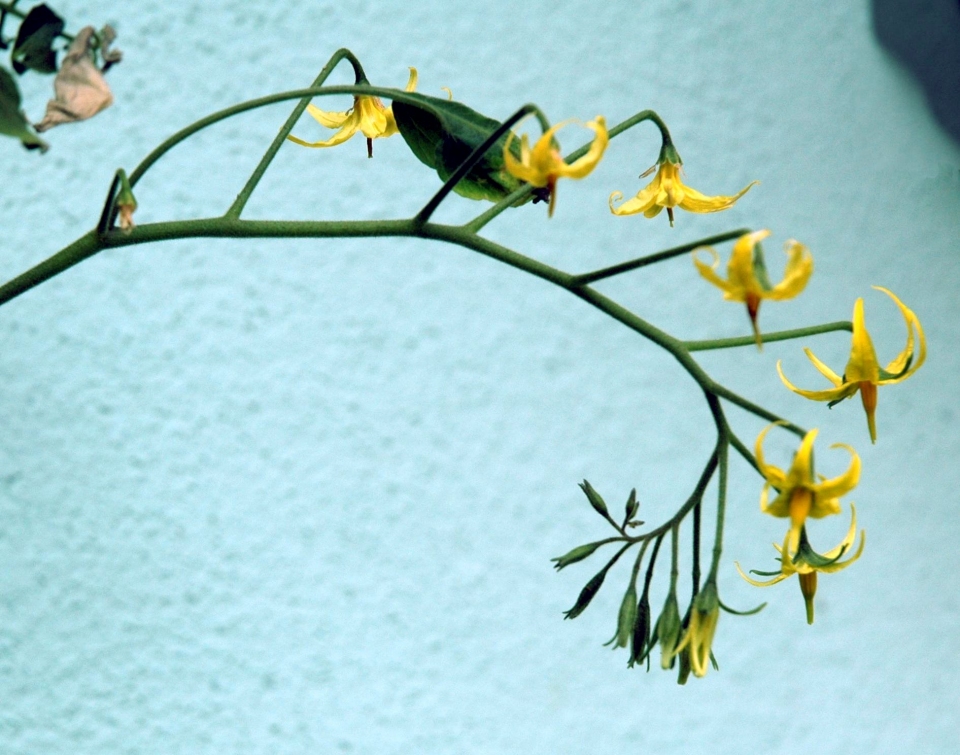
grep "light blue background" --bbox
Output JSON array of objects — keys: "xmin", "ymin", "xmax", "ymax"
[{"xmin": 2, "ymin": 1, "xmax": 958, "ymax": 753}]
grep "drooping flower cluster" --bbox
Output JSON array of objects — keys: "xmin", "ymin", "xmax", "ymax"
[{"xmin": 737, "ymin": 424, "xmax": 864, "ymax": 623}]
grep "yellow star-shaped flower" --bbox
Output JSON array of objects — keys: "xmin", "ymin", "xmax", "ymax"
[
  {"xmin": 777, "ymin": 287, "xmax": 926, "ymax": 443},
  {"xmin": 610, "ymin": 152, "xmax": 756, "ymax": 226},
  {"xmin": 736, "ymin": 505, "xmax": 865, "ymax": 624},
  {"xmin": 755, "ymin": 424, "xmax": 860, "ymax": 551},
  {"xmin": 694, "ymin": 229, "xmax": 813, "ymax": 348},
  {"xmin": 503, "ymin": 116, "xmax": 609, "ymax": 217},
  {"xmin": 288, "ymin": 67, "xmax": 418, "ymax": 156}
]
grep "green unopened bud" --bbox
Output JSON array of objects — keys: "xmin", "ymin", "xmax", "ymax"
[
  {"xmin": 579, "ymin": 480, "xmax": 609, "ymax": 519},
  {"xmin": 605, "ymin": 581, "xmax": 637, "ymax": 650},
  {"xmin": 656, "ymin": 590, "xmax": 682, "ymax": 670},
  {"xmin": 551, "ymin": 540, "xmax": 606, "ymax": 571},
  {"xmin": 563, "ymin": 566, "xmax": 608, "ymax": 620},
  {"xmin": 629, "ymin": 593, "xmax": 651, "ymax": 667},
  {"xmin": 676, "ymin": 645, "xmax": 692, "ymax": 685},
  {"xmin": 624, "ymin": 488, "xmax": 639, "ymax": 521}
]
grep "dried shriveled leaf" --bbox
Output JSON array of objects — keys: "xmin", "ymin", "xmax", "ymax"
[{"xmin": 35, "ymin": 26, "xmax": 114, "ymax": 133}]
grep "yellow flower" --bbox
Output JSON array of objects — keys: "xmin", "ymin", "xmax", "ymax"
[
  {"xmin": 694, "ymin": 229, "xmax": 813, "ymax": 348},
  {"xmin": 503, "ymin": 116, "xmax": 609, "ymax": 217},
  {"xmin": 777, "ymin": 287, "xmax": 926, "ymax": 443},
  {"xmin": 609, "ymin": 153, "xmax": 756, "ymax": 226},
  {"xmin": 288, "ymin": 67, "xmax": 418, "ymax": 156},
  {"xmin": 755, "ymin": 424, "xmax": 860, "ymax": 551},
  {"xmin": 736, "ymin": 505, "xmax": 865, "ymax": 624},
  {"xmin": 673, "ymin": 581, "xmax": 719, "ymax": 678}
]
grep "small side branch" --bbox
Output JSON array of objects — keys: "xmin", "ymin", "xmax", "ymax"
[
  {"xmin": 570, "ymin": 229, "xmax": 750, "ymax": 287},
  {"xmin": 684, "ymin": 321, "xmax": 853, "ymax": 352},
  {"xmin": 224, "ymin": 48, "xmax": 365, "ymax": 219}
]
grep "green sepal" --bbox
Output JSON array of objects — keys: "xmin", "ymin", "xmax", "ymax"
[
  {"xmin": 551, "ymin": 540, "xmax": 608, "ymax": 571},
  {"xmin": 826, "ymin": 395, "xmax": 850, "ymax": 409},
  {"xmin": 878, "ymin": 353, "xmax": 913, "ymax": 381},
  {"xmin": 0, "ymin": 65, "xmax": 48, "ymax": 151},
  {"xmin": 752, "ymin": 241, "xmax": 774, "ymax": 291},
  {"xmin": 578, "ymin": 479, "xmax": 610, "ymax": 520},
  {"xmin": 749, "ymin": 568, "xmax": 783, "ymax": 577},
  {"xmin": 392, "ymin": 92, "xmax": 528, "ymax": 203},
  {"xmin": 795, "ymin": 526, "xmax": 848, "ymax": 568},
  {"xmin": 11, "ymin": 4, "xmax": 64, "ymax": 74},
  {"xmin": 718, "ymin": 598, "xmax": 767, "ymax": 616}
]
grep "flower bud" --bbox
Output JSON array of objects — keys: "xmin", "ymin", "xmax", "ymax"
[{"xmin": 655, "ymin": 590, "xmax": 682, "ymax": 670}]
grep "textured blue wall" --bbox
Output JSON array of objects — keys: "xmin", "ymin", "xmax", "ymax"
[{"xmin": 1, "ymin": 1, "xmax": 959, "ymax": 753}]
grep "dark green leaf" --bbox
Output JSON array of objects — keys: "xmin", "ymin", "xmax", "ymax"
[
  {"xmin": 0, "ymin": 65, "xmax": 48, "ymax": 150},
  {"xmin": 12, "ymin": 4, "xmax": 64, "ymax": 74},
  {"xmin": 392, "ymin": 92, "xmax": 528, "ymax": 203}
]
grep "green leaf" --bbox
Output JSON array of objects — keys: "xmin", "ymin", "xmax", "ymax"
[
  {"xmin": 0, "ymin": 65, "xmax": 48, "ymax": 151},
  {"xmin": 11, "ymin": 4, "xmax": 65, "ymax": 74},
  {"xmin": 392, "ymin": 92, "xmax": 528, "ymax": 203}
]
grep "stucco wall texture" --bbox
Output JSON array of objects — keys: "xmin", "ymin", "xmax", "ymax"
[{"xmin": 2, "ymin": 1, "xmax": 959, "ymax": 753}]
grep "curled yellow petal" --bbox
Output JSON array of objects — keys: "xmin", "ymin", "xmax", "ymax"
[
  {"xmin": 555, "ymin": 116, "xmax": 608, "ymax": 179},
  {"xmin": 812, "ymin": 443, "xmax": 861, "ymax": 501},
  {"xmin": 872, "ymin": 286, "xmax": 926, "ymax": 383},
  {"xmin": 777, "ymin": 360, "xmax": 856, "ymax": 402},
  {"xmin": 676, "ymin": 179, "xmax": 758, "ymax": 213},
  {"xmin": 767, "ymin": 240, "xmax": 814, "ymax": 301}
]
